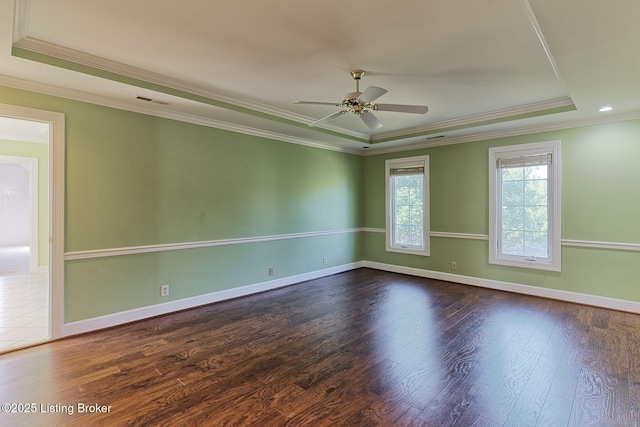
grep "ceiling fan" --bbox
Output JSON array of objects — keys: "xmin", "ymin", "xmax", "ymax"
[{"xmin": 295, "ymin": 70, "xmax": 429, "ymax": 130}]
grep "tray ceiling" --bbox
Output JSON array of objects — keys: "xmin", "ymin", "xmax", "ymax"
[{"xmin": 2, "ymin": 0, "xmax": 639, "ymax": 153}]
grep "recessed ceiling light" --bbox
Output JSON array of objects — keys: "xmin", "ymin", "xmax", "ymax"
[{"xmin": 598, "ymin": 106, "xmax": 613, "ymax": 112}]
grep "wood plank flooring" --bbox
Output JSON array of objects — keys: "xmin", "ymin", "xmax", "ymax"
[{"xmin": 1, "ymin": 268, "xmax": 639, "ymax": 426}]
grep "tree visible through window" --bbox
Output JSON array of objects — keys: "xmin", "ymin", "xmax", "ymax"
[
  {"xmin": 500, "ymin": 156, "xmax": 549, "ymax": 259},
  {"xmin": 392, "ymin": 172, "xmax": 424, "ymax": 248},
  {"xmin": 489, "ymin": 141, "xmax": 561, "ymax": 271},
  {"xmin": 386, "ymin": 155, "xmax": 429, "ymax": 256}
]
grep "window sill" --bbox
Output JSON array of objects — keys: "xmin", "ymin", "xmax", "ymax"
[
  {"xmin": 489, "ymin": 257, "xmax": 561, "ymax": 272},
  {"xmin": 386, "ymin": 246, "xmax": 430, "ymax": 257}
]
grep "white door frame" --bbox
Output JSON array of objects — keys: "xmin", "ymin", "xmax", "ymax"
[
  {"xmin": 0, "ymin": 103, "xmax": 64, "ymax": 339},
  {"xmin": 0, "ymin": 155, "xmax": 38, "ymax": 273}
]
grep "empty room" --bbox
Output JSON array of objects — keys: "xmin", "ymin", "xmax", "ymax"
[{"xmin": 1, "ymin": 0, "xmax": 639, "ymax": 426}]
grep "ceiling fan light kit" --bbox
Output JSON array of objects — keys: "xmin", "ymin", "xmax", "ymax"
[{"xmin": 296, "ymin": 70, "xmax": 429, "ymax": 130}]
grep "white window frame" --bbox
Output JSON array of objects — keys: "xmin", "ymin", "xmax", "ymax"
[
  {"xmin": 489, "ymin": 140, "xmax": 561, "ymax": 271},
  {"xmin": 385, "ymin": 155, "xmax": 430, "ymax": 256}
]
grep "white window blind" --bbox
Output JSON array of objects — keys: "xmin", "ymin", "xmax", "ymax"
[{"xmin": 497, "ymin": 153, "xmax": 552, "ymax": 169}]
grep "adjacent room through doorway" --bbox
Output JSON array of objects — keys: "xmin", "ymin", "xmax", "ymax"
[{"xmin": 0, "ymin": 116, "xmax": 50, "ymax": 352}]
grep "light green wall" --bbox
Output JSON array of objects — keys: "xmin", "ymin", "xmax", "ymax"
[
  {"xmin": 2, "ymin": 82, "xmax": 640, "ymax": 324},
  {"xmin": 362, "ymin": 119, "xmax": 640, "ymax": 302},
  {"xmin": 64, "ymin": 103, "xmax": 361, "ymax": 251},
  {"xmin": 0, "ymin": 139, "xmax": 49, "ymax": 265},
  {"xmin": 0, "ymin": 85, "xmax": 362, "ymax": 322}
]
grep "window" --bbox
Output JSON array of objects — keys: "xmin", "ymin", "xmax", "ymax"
[
  {"xmin": 489, "ymin": 141, "xmax": 561, "ymax": 271},
  {"xmin": 385, "ymin": 155, "xmax": 429, "ymax": 256}
]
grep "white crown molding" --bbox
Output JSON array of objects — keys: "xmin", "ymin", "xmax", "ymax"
[
  {"xmin": 12, "ymin": 36, "xmax": 370, "ymax": 141},
  {"xmin": 8, "ymin": 22, "xmax": 640, "ymax": 156},
  {"xmin": 371, "ymin": 97, "xmax": 575, "ymax": 143},
  {"xmin": 0, "ymin": 74, "xmax": 362, "ymax": 155},
  {"xmin": 363, "ymin": 109, "xmax": 640, "ymax": 155},
  {"xmin": 10, "ymin": 0, "xmax": 640, "ymax": 156}
]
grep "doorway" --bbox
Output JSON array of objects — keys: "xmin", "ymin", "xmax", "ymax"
[
  {"xmin": 0, "ymin": 155, "xmax": 39, "ymax": 274},
  {"xmin": 0, "ymin": 105, "xmax": 64, "ymax": 353}
]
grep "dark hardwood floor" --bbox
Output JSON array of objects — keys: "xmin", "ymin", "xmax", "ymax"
[{"xmin": 1, "ymin": 268, "xmax": 639, "ymax": 426}]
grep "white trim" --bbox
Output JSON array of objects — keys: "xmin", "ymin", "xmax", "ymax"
[
  {"xmin": 362, "ymin": 227, "xmax": 385, "ymax": 233},
  {"xmin": 519, "ymin": 0, "xmax": 567, "ymax": 88},
  {"xmin": 12, "ymin": 0, "xmax": 30, "ymax": 43},
  {"xmin": 62, "ymin": 262, "xmax": 363, "ymax": 336},
  {"xmin": 362, "ymin": 228, "xmax": 490, "ymax": 241},
  {"xmin": 363, "ymin": 261, "xmax": 640, "ymax": 314},
  {"xmin": 362, "ymin": 109, "xmax": 640, "ymax": 156},
  {"xmin": 372, "ymin": 97, "xmax": 574, "ymax": 143},
  {"xmin": 8, "ymin": 36, "xmax": 640, "ymax": 155},
  {"xmin": 364, "ymin": 228, "xmax": 640, "ymax": 253},
  {"xmin": 430, "ymin": 231, "xmax": 489, "ymax": 241},
  {"xmin": 385, "ymin": 155, "xmax": 430, "ymax": 256},
  {"xmin": 64, "ymin": 228, "xmax": 362, "ymax": 260},
  {"xmin": 0, "ymin": 76, "xmax": 361, "ymax": 155},
  {"xmin": 489, "ymin": 140, "xmax": 562, "ymax": 272},
  {"xmin": 12, "ymin": 36, "xmax": 370, "ymax": 142},
  {"xmin": 0, "ymin": 103, "xmax": 65, "ymax": 340},
  {"xmin": 562, "ymin": 239, "xmax": 640, "ymax": 252}
]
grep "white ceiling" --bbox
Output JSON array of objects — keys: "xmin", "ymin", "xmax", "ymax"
[{"xmin": 1, "ymin": 0, "xmax": 639, "ymax": 153}]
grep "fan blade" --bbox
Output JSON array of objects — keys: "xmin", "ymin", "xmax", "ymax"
[
  {"xmin": 309, "ymin": 110, "xmax": 348, "ymax": 127},
  {"xmin": 359, "ymin": 111, "xmax": 383, "ymax": 130},
  {"xmin": 359, "ymin": 86, "xmax": 388, "ymax": 103},
  {"xmin": 375, "ymin": 103, "xmax": 429, "ymax": 114},
  {"xmin": 295, "ymin": 101, "xmax": 341, "ymax": 106}
]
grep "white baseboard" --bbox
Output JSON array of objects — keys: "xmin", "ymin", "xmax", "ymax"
[
  {"xmin": 62, "ymin": 259, "xmax": 640, "ymax": 337},
  {"xmin": 62, "ymin": 262, "xmax": 364, "ymax": 337},
  {"xmin": 363, "ymin": 261, "xmax": 640, "ymax": 314}
]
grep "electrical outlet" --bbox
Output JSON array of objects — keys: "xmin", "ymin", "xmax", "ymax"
[
  {"xmin": 451, "ymin": 261, "xmax": 457, "ymax": 270},
  {"xmin": 323, "ymin": 257, "xmax": 328, "ymax": 265},
  {"xmin": 268, "ymin": 267, "xmax": 274, "ymax": 276},
  {"xmin": 160, "ymin": 284, "xmax": 170, "ymax": 297}
]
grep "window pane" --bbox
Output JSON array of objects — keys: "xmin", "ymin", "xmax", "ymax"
[
  {"xmin": 501, "ymin": 167, "xmax": 523, "ymax": 181},
  {"xmin": 502, "ymin": 180, "xmax": 524, "ymax": 205},
  {"xmin": 502, "ymin": 206, "xmax": 524, "ymax": 231},
  {"xmin": 525, "ymin": 179, "xmax": 547, "ymax": 206},
  {"xmin": 525, "ymin": 206, "xmax": 547, "ymax": 232},
  {"xmin": 394, "ymin": 225, "xmax": 410, "ymax": 246},
  {"xmin": 499, "ymin": 161, "xmax": 550, "ymax": 260},
  {"xmin": 502, "ymin": 230, "xmax": 524, "ymax": 256},
  {"xmin": 396, "ymin": 204, "xmax": 410, "ymax": 225},
  {"xmin": 392, "ymin": 173, "xmax": 424, "ymax": 248},
  {"xmin": 409, "ymin": 206, "xmax": 423, "ymax": 226},
  {"xmin": 410, "ymin": 227, "xmax": 424, "ymax": 246},
  {"xmin": 396, "ymin": 185, "xmax": 410, "ymax": 205},
  {"xmin": 525, "ymin": 165, "xmax": 547, "ymax": 180},
  {"xmin": 525, "ymin": 231, "xmax": 548, "ymax": 258},
  {"xmin": 409, "ymin": 186, "xmax": 423, "ymax": 205}
]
